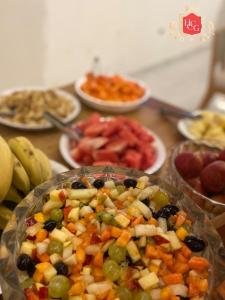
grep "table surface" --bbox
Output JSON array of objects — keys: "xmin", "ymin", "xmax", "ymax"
[{"xmin": 0, "ymin": 84, "xmax": 184, "ymax": 169}]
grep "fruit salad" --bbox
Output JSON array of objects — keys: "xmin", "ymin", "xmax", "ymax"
[
  {"xmin": 17, "ymin": 175, "xmax": 210, "ymax": 300},
  {"xmin": 70, "ymin": 114, "xmax": 156, "ymax": 170}
]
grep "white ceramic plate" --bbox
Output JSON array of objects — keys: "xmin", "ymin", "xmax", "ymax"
[
  {"xmin": 0, "ymin": 87, "xmax": 81, "ymax": 130},
  {"xmin": 177, "ymin": 110, "xmax": 204, "ymax": 140},
  {"xmin": 75, "ymin": 75, "xmax": 151, "ymax": 113},
  {"xmin": 59, "ymin": 122, "xmax": 166, "ymax": 174}
]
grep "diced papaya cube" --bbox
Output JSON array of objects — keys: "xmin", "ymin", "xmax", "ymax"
[
  {"xmin": 68, "ymin": 280, "xmax": 85, "ymax": 296},
  {"xmin": 93, "ymin": 251, "xmax": 103, "ymax": 268},
  {"xmin": 188, "ymin": 256, "xmax": 210, "ymax": 271},
  {"xmin": 111, "ymin": 226, "xmax": 122, "ymax": 238},
  {"xmin": 33, "ymin": 269, "xmax": 44, "ymax": 283},
  {"xmin": 116, "ymin": 230, "xmax": 132, "ymax": 247},
  {"xmin": 36, "ymin": 229, "xmax": 48, "ymax": 242}
]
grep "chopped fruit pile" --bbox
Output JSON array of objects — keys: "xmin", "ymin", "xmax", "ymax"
[
  {"xmin": 175, "ymin": 148, "xmax": 225, "ymax": 204},
  {"xmin": 17, "ymin": 175, "xmax": 209, "ymax": 300},
  {"xmin": 81, "ymin": 73, "xmax": 145, "ymax": 102},
  {"xmin": 70, "ymin": 114, "xmax": 156, "ymax": 170}
]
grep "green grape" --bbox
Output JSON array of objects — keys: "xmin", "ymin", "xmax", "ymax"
[
  {"xmin": 117, "ymin": 287, "xmax": 132, "ymax": 300},
  {"xmin": 153, "ymin": 190, "xmax": 169, "ymax": 209},
  {"xmin": 103, "ymin": 259, "xmax": 121, "ymax": 281},
  {"xmin": 21, "ymin": 278, "xmax": 33, "ymax": 289},
  {"xmin": 134, "ymin": 291, "xmax": 152, "ymax": 300},
  {"xmin": 48, "ymin": 275, "xmax": 70, "ymax": 298},
  {"xmin": 50, "ymin": 208, "xmax": 63, "ymax": 222},
  {"xmin": 108, "ymin": 242, "xmax": 127, "ymax": 263},
  {"xmin": 47, "ymin": 240, "xmax": 63, "ymax": 255},
  {"xmin": 102, "ymin": 213, "xmax": 114, "ymax": 225}
]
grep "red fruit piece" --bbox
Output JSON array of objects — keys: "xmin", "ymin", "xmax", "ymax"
[
  {"xmin": 123, "ymin": 150, "xmax": 142, "ymax": 169},
  {"xmin": 94, "ymin": 149, "xmax": 119, "ymax": 162},
  {"xmin": 186, "ymin": 178, "xmax": 206, "ymax": 195},
  {"xmin": 119, "ymin": 129, "xmax": 139, "ymax": 146},
  {"xmin": 105, "ymin": 139, "xmax": 128, "ymax": 153},
  {"xmin": 84, "ymin": 122, "xmax": 107, "ymax": 137},
  {"xmin": 200, "ymin": 151, "xmax": 218, "ymax": 167},
  {"xmin": 152, "ymin": 235, "xmax": 170, "ymax": 245},
  {"xmin": 24, "ymin": 288, "xmax": 39, "ymax": 300},
  {"xmin": 38, "ymin": 287, "xmax": 48, "ymax": 299},
  {"xmin": 75, "ymin": 113, "xmax": 101, "ymax": 131},
  {"xmin": 200, "ymin": 160, "xmax": 225, "ymax": 193},
  {"xmin": 79, "ymin": 137, "xmax": 108, "ymax": 151},
  {"xmin": 175, "ymin": 151, "xmax": 203, "ymax": 179},
  {"xmin": 218, "ymin": 149, "xmax": 225, "ymax": 161}
]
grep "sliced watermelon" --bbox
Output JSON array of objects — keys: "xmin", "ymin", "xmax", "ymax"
[
  {"xmin": 94, "ymin": 149, "xmax": 119, "ymax": 162},
  {"xmin": 123, "ymin": 150, "xmax": 142, "ymax": 169},
  {"xmin": 105, "ymin": 139, "xmax": 128, "ymax": 153},
  {"xmin": 84, "ymin": 122, "xmax": 107, "ymax": 137}
]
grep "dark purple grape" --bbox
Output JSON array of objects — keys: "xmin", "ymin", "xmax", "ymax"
[
  {"xmin": 17, "ymin": 254, "xmax": 32, "ymax": 271},
  {"xmin": 155, "ymin": 205, "xmax": 179, "ymax": 219},
  {"xmin": 123, "ymin": 178, "xmax": 137, "ymax": 188},
  {"xmin": 54, "ymin": 262, "xmax": 68, "ymax": 276},
  {"xmin": 71, "ymin": 181, "xmax": 86, "ymax": 189},
  {"xmin": 184, "ymin": 236, "xmax": 206, "ymax": 252},
  {"xmin": 44, "ymin": 220, "xmax": 57, "ymax": 232},
  {"xmin": 93, "ymin": 179, "xmax": 104, "ymax": 189}
]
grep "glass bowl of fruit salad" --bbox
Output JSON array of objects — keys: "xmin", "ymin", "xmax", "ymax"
[{"xmin": 0, "ymin": 166, "xmax": 225, "ymax": 300}]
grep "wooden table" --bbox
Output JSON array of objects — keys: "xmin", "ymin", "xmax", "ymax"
[{"xmin": 0, "ymin": 84, "xmax": 183, "ymax": 168}]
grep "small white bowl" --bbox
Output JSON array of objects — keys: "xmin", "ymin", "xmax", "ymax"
[{"xmin": 75, "ymin": 75, "xmax": 151, "ymax": 113}]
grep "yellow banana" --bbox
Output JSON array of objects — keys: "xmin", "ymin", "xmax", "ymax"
[
  {"xmin": 4, "ymin": 185, "xmax": 23, "ymax": 204},
  {"xmin": 0, "ymin": 136, "xmax": 14, "ymax": 203},
  {"xmin": 12, "ymin": 154, "xmax": 30, "ymax": 194},
  {"xmin": 35, "ymin": 148, "xmax": 52, "ymax": 182},
  {"xmin": 0, "ymin": 204, "xmax": 13, "ymax": 230},
  {"xmin": 8, "ymin": 137, "xmax": 43, "ymax": 186}
]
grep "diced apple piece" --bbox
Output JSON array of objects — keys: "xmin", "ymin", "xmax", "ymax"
[
  {"xmin": 43, "ymin": 264, "xmax": 57, "ymax": 283},
  {"xmin": 138, "ymin": 272, "xmax": 159, "ymax": 290},
  {"xmin": 114, "ymin": 214, "xmax": 130, "ymax": 228},
  {"xmin": 169, "ymin": 284, "xmax": 188, "ymax": 297},
  {"xmin": 36, "ymin": 241, "xmax": 49, "ymax": 255},
  {"xmin": 20, "ymin": 241, "xmax": 36, "ymax": 256},
  {"xmin": 80, "ymin": 206, "xmax": 93, "ymax": 217},
  {"xmin": 132, "ymin": 200, "xmax": 152, "ymax": 218},
  {"xmin": 63, "ymin": 244, "xmax": 73, "ymax": 260},
  {"xmin": 150, "ymin": 288, "xmax": 161, "ymax": 300},
  {"xmin": 61, "ymin": 227, "xmax": 74, "ymax": 239},
  {"xmin": 50, "ymin": 253, "xmax": 61, "ymax": 265},
  {"xmin": 72, "ymin": 236, "xmax": 82, "ymax": 250},
  {"xmin": 127, "ymin": 240, "xmax": 141, "ymax": 262},
  {"xmin": 68, "ymin": 189, "xmax": 97, "ymax": 200},
  {"xmin": 140, "ymin": 268, "xmax": 150, "ymax": 277},
  {"xmin": 66, "ymin": 199, "xmax": 80, "ymax": 207},
  {"xmin": 50, "ymin": 228, "xmax": 67, "ymax": 243},
  {"xmin": 68, "ymin": 207, "xmax": 80, "ymax": 222},
  {"xmin": 137, "ymin": 186, "xmax": 159, "ymax": 200},
  {"xmin": 167, "ymin": 231, "xmax": 181, "ymax": 250},
  {"xmin": 135, "ymin": 224, "xmax": 157, "ymax": 237},
  {"xmin": 104, "ymin": 196, "xmax": 116, "ymax": 208},
  {"xmin": 63, "ymin": 254, "xmax": 77, "ymax": 266},
  {"xmin": 86, "ymin": 281, "xmax": 111, "ymax": 295},
  {"xmin": 43, "ymin": 200, "xmax": 63, "ymax": 213},
  {"xmin": 81, "ymin": 267, "xmax": 91, "ymax": 275}
]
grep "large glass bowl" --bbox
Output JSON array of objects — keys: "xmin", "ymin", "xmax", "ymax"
[
  {"xmin": 0, "ymin": 166, "xmax": 225, "ymax": 300},
  {"xmin": 168, "ymin": 140, "xmax": 225, "ymax": 241}
]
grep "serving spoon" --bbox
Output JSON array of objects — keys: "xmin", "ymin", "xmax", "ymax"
[
  {"xmin": 43, "ymin": 111, "xmax": 82, "ymax": 142},
  {"xmin": 160, "ymin": 107, "xmax": 202, "ymax": 120}
]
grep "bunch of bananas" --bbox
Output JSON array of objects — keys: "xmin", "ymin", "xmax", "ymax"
[{"xmin": 0, "ymin": 136, "xmax": 52, "ymax": 230}]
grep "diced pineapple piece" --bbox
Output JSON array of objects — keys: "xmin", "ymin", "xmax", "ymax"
[
  {"xmin": 104, "ymin": 180, "xmax": 115, "ymax": 189},
  {"xmin": 132, "ymin": 200, "xmax": 152, "ymax": 218},
  {"xmin": 80, "ymin": 206, "xmax": 93, "ymax": 217},
  {"xmin": 81, "ymin": 267, "xmax": 91, "ymax": 275},
  {"xmin": 151, "ymin": 259, "xmax": 162, "ymax": 267},
  {"xmin": 49, "ymin": 189, "xmax": 61, "ymax": 201},
  {"xmin": 50, "ymin": 253, "xmax": 61, "ymax": 265},
  {"xmin": 167, "ymin": 231, "xmax": 182, "ymax": 250},
  {"xmin": 20, "ymin": 241, "xmax": 36, "ymax": 256},
  {"xmin": 137, "ymin": 176, "xmax": 149, "ymax": 189},
  {"xmin": 138, "ymin": 272, "xmax": 159, "ymax": 290},
  {"xmin": 68, "ymin": 207, "xmax": 80, "ymax": 222},
  {"xmin": 118, "ymin": 191, "xmax": 131, "ymax": 201},
  {"xmin": 34, "ymin": 212, "xmax": 45, "ymax": 223},
  {"xmin": 89, "ymin": 198, "xmax": 98, "ymax": 208},
  {"xmin": 127, "ymin": 240, "xmax": 141, "ymax": 262},
  {"xmin": 104, "ymin": 196, "xmax": 116, "ymax": 208},
  {"xmin": 135, "ymin": 224, "xmax": 157, "ymax": 237},
  {"xmin": 115, "ymin": 214, "xmax": 130, "ymax": 228},
  {"xmin": 110, "ymin": 188, "xmax": 119, "ymax": 199},
  {"xmin": 50, "ymin": 228, "xmax": 67, "ymax": 243},
  {"xmin": 127, "ymin": 206, "xmax": 142, "ymax": 217},
  {"xmin": 72, "ymin": 236, "xmax": 82, "ymax": 250},
  {"xmin": 36, "ymin": 262, "xmax": 51, "ymax": 273},
  {"xmin": 176, "ymin": 227, "xmax": 188, "ymax": 241},
  {"xmin": 140, "ymin": 268, "xmax": 150, "ymax": 277},
  {"xmin": 43, "ymin": 264, "xmax": 57, "ymax": 283},
  {"xmin": 138, "ymin": 236, "xmax": 147, "ymax": 248}
]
